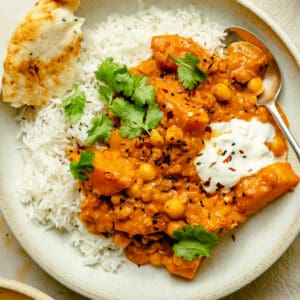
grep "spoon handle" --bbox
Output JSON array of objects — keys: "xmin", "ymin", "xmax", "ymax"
[{"xmin": 266, "ymin": 101, "xmax": 300, "ymax": 161}]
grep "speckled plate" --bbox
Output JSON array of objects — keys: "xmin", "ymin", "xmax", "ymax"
[{"xmin": 0, "ymin": 1, "xmax": 299, "ymax": 299}]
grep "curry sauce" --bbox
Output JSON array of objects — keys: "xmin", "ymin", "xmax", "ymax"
[{"xmin": 70, "ymin": 35, "xmax": 299, "ymax": 279}]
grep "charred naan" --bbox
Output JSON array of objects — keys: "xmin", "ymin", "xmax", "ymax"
[{"xmin": 1, "ymin": 0, "xmax": 84, "ymax": 107}]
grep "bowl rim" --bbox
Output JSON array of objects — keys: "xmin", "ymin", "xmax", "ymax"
[{"xmin": 0, "ymin": 276, "xmax": 53, "ymax": 299}]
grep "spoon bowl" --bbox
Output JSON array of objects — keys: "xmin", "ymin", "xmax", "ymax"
[{"xmin": 223, "ymin": 27, "xmax": 300, "ymax": 160}]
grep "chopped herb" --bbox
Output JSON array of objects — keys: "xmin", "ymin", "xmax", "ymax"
[
  {"xmin": 145, "ymin": 103, "xmax": 164, "ymax": 130},
  {"xmin": 223, "ymin": 154, "xmax": 232, "ymax": 163},
  {"xmin": 61, "ymin": 84, "xmax": 86, "ymax": 124},
  {"xmin": 216, "ymin": 182, "xmax": 225, "ymax": 189},
  {"xmin": 110, "ymin": 97, "xmax": 145, "ymax": 138},
  {"xmin": 86, "ymin": 113, "xmax": 113, "ymax": 146},
  {"xmin": 70, "ymin": 150, "xmax": 95, "ymax": 181},
  {"xmin": 95, "ymin": 57, "xmax": 129, "ymax": 93},
  {"xmin": 98, "ymin": 85, "xmax": 114, "ymax": 106},
  {"xmin": 132, "ymin": 74, "xmax": 156, "ymax": 106},
  {"xmin": 173, "ymin": 225, "xmax": 218, "ymax": 261},
  {"xmin": 221, "ymin": 150, "xmax": 227, "ymax": 156},
  {"xmin": 95, "ymin": 57, "xmax": 163, "ymax": 139},
  {"xmin": 168, "ymin": 52, "xmax": 207, "ymax": 90}
]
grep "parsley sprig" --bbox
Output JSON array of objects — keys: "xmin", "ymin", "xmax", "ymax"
[
  {"xmin": 168, "ymin": 52, "xmax": 207, "ymax": 90},
  {"xmin": 94, "ymin": 57, "xmax": 163, "ymax": 140},
  {"xmin": 61, "ymin": 84, "xmax": 86, "ymax": 124},
  {"xmin": 173, "ymin": 225, "xmax": 218, "ymax": 261},
  {"xmin": 70, "ymin": 150, "xmax": 95, "ymax": 181}
]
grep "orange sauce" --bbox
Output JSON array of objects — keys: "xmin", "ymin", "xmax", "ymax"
[{"xmin": 70, "ymin": 35, "xmax": 299, "ymax": 279}]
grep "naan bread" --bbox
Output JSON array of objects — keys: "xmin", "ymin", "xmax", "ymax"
[{"xmin": 1, "ymin": 0, "xmax": 84, "ymax": 107}]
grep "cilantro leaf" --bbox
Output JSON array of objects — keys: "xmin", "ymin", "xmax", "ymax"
[
  {"xmin": 110, "ymin": 97, "xmax": 145, "ymax": 122},
  {"xmin": 95, "ymin": 57, "xmax": 122, "ymax": 86},
  {"xmin": 168, "ymin": 52, "xmax": 207, "ymax": 90},
  {"xmin": 132, "ymin": 75, "xmax": 155, "ymax": 106},
  {"xmin": 110, "ymin": 97, "xmax": 146, "ymax": 138},
  {"xmin": 95, "ymin": 57, "xmax": 163, "ymax": 139},
  {"xmin": 145, "ymin": 103, "xmax": 163, "ymax": 130},
  {"xmin": 173, "ymin": 225, "xmax": 218, "ymax": 261},
  {"xmin": 119, "ymin": 121, "xmax": 144, "ymax": 139},
  {"xmin": 114, "ymin": 69, "xmax": 135, "ymax": 97},
  {"xmin": 98, "ymin": 85, "xmax": 113, "ymax": 105},
  {"xmin": 70, "ymin": 150, "xmax": 95, "ymax": 181},
  {"xmin": 86, "ymin": 113, "xmax": 113, "ymax": 146},
  {"xmin": 95, "ymin": 58, "xmax": 135, "ymax": 96},
  {"xmin": 61, "ymin": 84, "xmax": 86, "ymax": 124}
]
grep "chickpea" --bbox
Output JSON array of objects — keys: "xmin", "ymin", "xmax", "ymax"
[
  {"xmin": 212, "ymin": 83, "xmax": 232, "ymax": 101},
  {"xmin": 168, "ymin": 164, "xmax": 182, "ymax": 175},
  {"xmin": 114, "ymin": 205, "xmax": 131, "ymax": 219},
  {"xmin": 269, "ymin": 135, "xmax": 286, "ymax": 157},
  {"xmin": 247, "ymin": 77, "xmax": 264, "ymax": 96},
  {"xmin": 164, "ymin": 198, "xmax": 185, "ymax": 219},
  {"xmin": 127, "ymin": 183, "xmax": 141, "ymax": 198},
  {"xmin": 165, "ymin": 126, "xmax": 184, "ymax": 144},
  {"xmin": 151, "ymin": 147, "xmax": 162, "ymax": 159},
  {"xmin": 113, "ymin": 233, "xmax": 131, "ymax": 248},
  {"xmin": 143, "ymin": 217, "xmax": 153, "ymax": 227},
  {"xmin": 111, "ymin": 194, "xmax": 123, "ymax": 205},
  {"xmin": 154, "ymin": 192, "xmax": 169, "ymax": 202},
  {"xmin": 141, "ymin": 189, "xmax": 153, "ymax": 202},
  {"xmin": 150, "ymin": 129, "xmax": 164, "ymax": 147},
  {"xmin": 139, "ymin": 163, "xmax": 156, "ymax": 181},
  {"xmin": 149, "ymin": 253, "xmax": 163, "ymax": 266},
  {"xmin": 166, "ymin": 221, "xmax": 185, "ymax": 236},
  {"xmin": 173, "ymin": 256, "xmax": 183, "ymax": 266}
]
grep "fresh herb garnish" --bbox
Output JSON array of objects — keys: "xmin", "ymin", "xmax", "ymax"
[
  {"xmin": 168, "ymin": 52, "xmax": 207, "ymax": 90},
  {"xmin": 173, "ymin": 224, "xmax": 218, "ymax": 261},
  {"xmin": 95, "ymin": 57, "xmax": 163, "ymax": 140},
  {"xmin": 98, "ymin": 85, "xmax": 114, "ymax": 106},
  {"xmin": 131, "ymin": 74, "xmax": 155, "ymax": 106},
  {"xmin": 70, "ymin": 150, "xmax": 95, "ymax": 181},
  {"xmin": 61, "ymin": 84, "xmax": 86, "ymax": 124},
  {"xmin": 95, "ymin": 57, "xmax": 134, "ymax": 96},
  {"xmin": 145, "ymin": 103, "xmax": 163, "ymax": 130},
  {"xmin": 86, "ymin": 113, "xmax": 113, "ymax": 146}
]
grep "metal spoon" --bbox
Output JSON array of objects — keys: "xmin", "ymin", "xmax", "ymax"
[{"xmin": 223, "ymin": 27, "xmax": 300, "ymax": 161}]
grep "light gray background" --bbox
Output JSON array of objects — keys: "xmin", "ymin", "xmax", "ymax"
[{"xmin": 0, "ymin": 0, "xmax": 299, "ymax": 299}]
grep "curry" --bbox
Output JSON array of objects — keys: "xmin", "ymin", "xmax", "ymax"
[{"xmin": 69, "ymin": 35, "xmax": 299, "ymax": 279}]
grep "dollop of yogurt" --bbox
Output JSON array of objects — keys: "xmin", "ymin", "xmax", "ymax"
[{"xmin": 195, "ymin": 118, "xmax": 283, "ymax": 193}]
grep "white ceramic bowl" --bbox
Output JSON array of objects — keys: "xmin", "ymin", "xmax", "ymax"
[{"xmin": 0, "ymin": 277, "xmax": 53, "ymax": 300}]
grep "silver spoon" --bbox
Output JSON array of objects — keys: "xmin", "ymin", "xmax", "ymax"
[{"xmin": 224, "ymin": 27, "xmax": 300, "ymax": 161}]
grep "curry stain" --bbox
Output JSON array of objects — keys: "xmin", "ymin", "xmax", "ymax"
[
  {"xmin": 15, "ymin": 248, "xmax": 33, "ymax": 281},
  {"xmin": 0, "ymin": 213, "xmax": 13, "ymax": 247},
  {"xmin": 0, "ymin": 288, "xmax": 33, "ymax": 300}
]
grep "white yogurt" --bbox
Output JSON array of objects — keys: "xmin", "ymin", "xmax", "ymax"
[{"xmin": 195, "ymin": 118, "xmax": 282, "ymax": 193}]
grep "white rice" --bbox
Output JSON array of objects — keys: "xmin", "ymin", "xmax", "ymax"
[{"xmin": 16, "ymin": 6, "xmax": 225, "ymax": 272}]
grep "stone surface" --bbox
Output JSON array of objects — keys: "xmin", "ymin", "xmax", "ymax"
[{"xmin": 0, "ymin": 1, "xmax": 299, "ymax": 299}]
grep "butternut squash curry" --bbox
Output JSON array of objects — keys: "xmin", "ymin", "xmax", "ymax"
[{"xmin": 68, "ymin": 35, "xmax": 299, "ymax": 280}]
